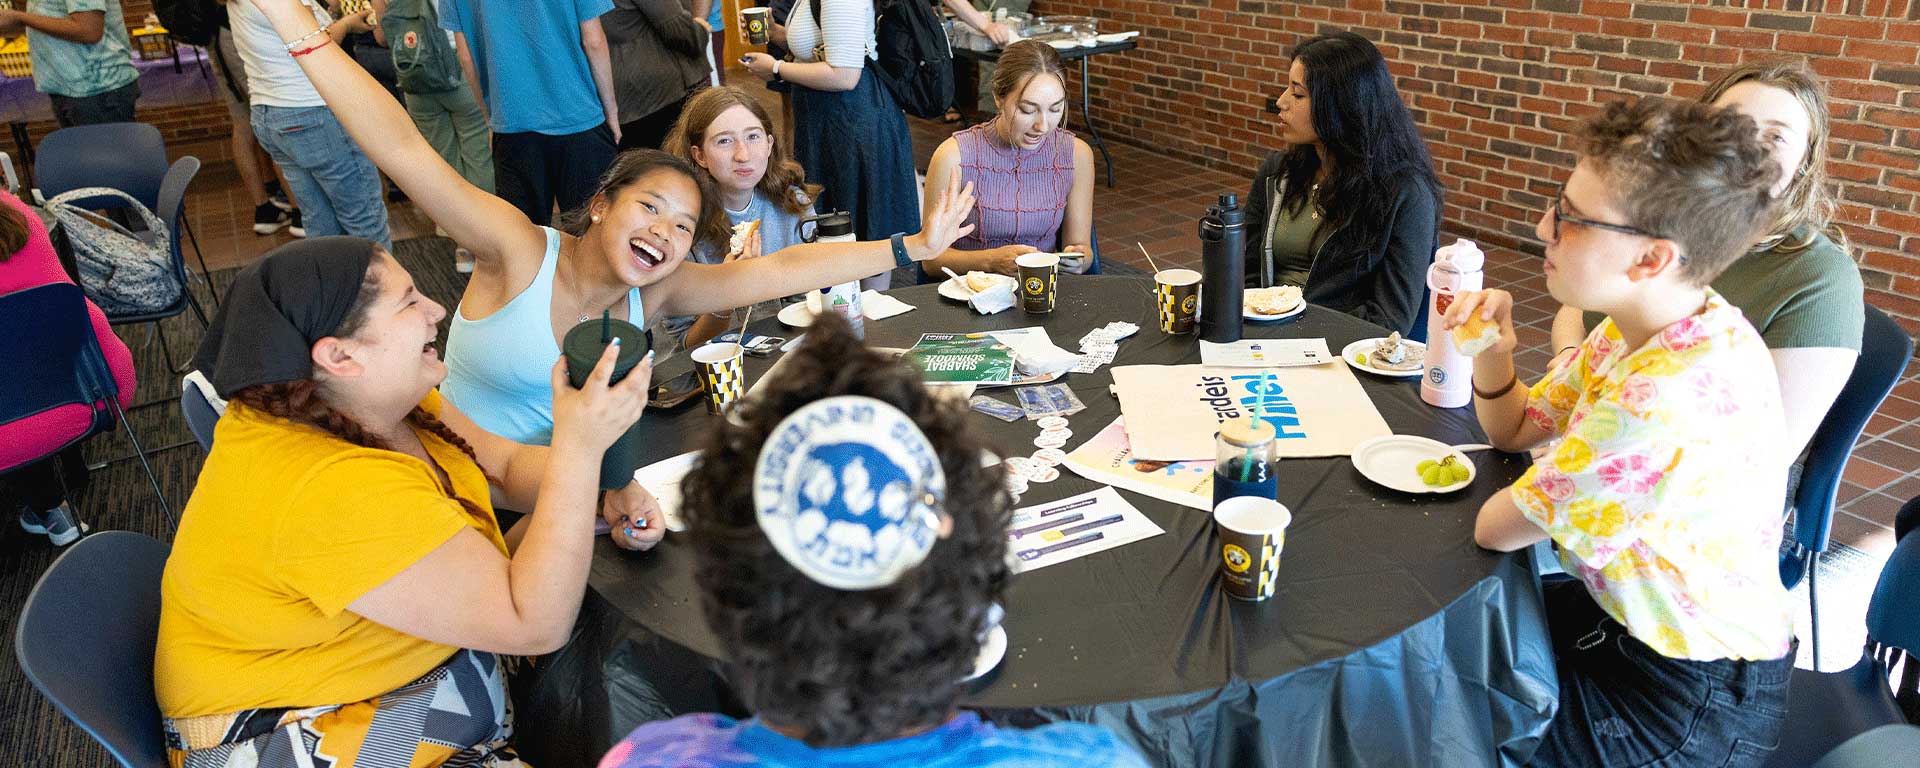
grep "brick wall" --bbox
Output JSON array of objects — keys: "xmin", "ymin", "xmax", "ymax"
[{"xmin": 1034, "ymin": 0, "xmax": 1920, "ymax": 334}]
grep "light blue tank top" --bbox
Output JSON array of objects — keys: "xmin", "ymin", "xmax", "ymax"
[{"xmin": 440, "ymin": 228, "xmax": 644, "ymax": 445}]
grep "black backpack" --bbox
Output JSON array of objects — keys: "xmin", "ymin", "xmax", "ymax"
[
  {"xmin": 807, "ymin": 0, "xmax": 954, "ymax": 118},
  {"xmin": 153, "ymin": 0, "xmax": 225, "ymax": 47}
]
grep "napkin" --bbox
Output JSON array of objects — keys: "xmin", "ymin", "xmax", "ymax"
[
  {"xmin": 860, "ymin": 290, "xmax": 916, "ymax": 321},
  {"xmin": 968, "ymin": 282, "xmax": 1016, "ymax": 315}
]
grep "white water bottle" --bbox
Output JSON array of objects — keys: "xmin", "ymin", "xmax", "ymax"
[
  {"xmin": 807, "ymin": 212, "xmax": 865, "ymax": 338},
  {"xmin": 1421, "ymin": 238, "xmax": 1485, "ymax": 408}
]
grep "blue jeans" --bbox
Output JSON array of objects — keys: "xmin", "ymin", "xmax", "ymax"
[
  {"xmin": 1530, "ymin": 580, "xmax": 1793, "ymax": 767},
  {"xmin": 250, "ymin": 104, "xmax": 392, "ymax": 249}
]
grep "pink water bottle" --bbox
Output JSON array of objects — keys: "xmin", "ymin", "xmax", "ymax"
[{"xmin": 1421, "ymin": 239, "xmax": 1485, "ymax": 408}]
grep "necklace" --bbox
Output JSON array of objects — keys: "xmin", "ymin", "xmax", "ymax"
[{"xmin": 558, "ymin": 242, "xmax": 624, "ymax": 325}]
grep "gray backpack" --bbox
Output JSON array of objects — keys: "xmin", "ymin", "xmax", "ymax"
[{"xmin": 42, "ymin": 187, "xmax": 181, "ymax": 316}]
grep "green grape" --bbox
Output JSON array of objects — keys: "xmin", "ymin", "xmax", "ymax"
[
  {"xmin": 1417, "ymin": 459, "xmax": 1437, "ymax": 473},
  {"xmin": 1422, "ymin": 466, "xmax": 1445, "ymax": 486},
  {"xmin": 1450, "ymin": 463, "xmax": 1471, "ymax": 483}
]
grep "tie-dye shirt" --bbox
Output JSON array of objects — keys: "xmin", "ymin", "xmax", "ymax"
[
  {"xmin": 1512, "ymin": 289, "xmax": 1792, "ymax": 662},
  {"xmin": 598, "ymin": 712, "xmax": 1149, "ymax": 768}
]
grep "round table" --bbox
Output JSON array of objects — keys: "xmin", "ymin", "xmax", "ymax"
[{"xmin": 514, "ymin": 276, "xmax": 1558, "ymax": 768}]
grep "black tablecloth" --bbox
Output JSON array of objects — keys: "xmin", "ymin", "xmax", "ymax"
[{"xmin": 513, "ymin": 276, "xmax": 1558, "ymax": 768}]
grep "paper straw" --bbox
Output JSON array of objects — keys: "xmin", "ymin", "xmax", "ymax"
[{"xmin": 1135, "ymin": 242, "xmax": 1162, "ymax": 274}]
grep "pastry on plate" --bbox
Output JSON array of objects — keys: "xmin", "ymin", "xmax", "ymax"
[
  {"xmin": 1245, "ymin": 285, "xmax": 1303, "ymax": 316},
  {"xmin": 1451, "ymin": 312, "xmax": 1501, "ymax": 356},
  {"xmin": 963, "ymin": 271, "xmax": 1003, "ymax": 293},
  {"xmin": 1370, "ymin": 333, "xmax": 1425, "ymax": 372}
]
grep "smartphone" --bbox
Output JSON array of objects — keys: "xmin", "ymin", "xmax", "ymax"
[
  {"xmin": 649, "ymin": 369, "xmax": 703, "ymax": 409},
  {"xmin": 714, "ymin": 330, "xmax": 787, "ymax": 357}
]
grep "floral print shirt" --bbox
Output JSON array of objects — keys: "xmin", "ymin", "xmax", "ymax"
[{"xmin": 1513, "ymin": 289, "xmax": 1793, "ymax": 661}]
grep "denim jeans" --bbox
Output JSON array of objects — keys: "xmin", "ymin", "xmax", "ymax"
[
  {"xmin": 250, "ymin": 104, "xmax": 392, "ymax": 249},
  {"xmin": 48, "ymin": 79, "xmax": 139, "ymax": 128},
  {"xmin": 1530, "ymin": 580, "xmax": 1793, "ymax": 767}
]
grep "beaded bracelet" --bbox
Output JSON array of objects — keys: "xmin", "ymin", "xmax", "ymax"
[{"xmin": 282, "ymin": 27, "xmax": 327, "ymax": 53}]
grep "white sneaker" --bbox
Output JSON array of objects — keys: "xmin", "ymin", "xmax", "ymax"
[{"xmin": 18, "ymin": 503, "xmax": 87, "ymax": 546}]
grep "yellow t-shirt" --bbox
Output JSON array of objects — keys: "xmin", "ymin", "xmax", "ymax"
[{"xmin": 155, "ymin": 390, "xmax": 508, "ymax": 718}]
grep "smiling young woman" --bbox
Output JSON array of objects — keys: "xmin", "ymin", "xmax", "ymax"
[{"xmin": 240, "ymin": 0, "xmax": 977, "ymax": 447}]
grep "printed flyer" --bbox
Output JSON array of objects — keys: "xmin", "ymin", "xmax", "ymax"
[{"xmin": 1110, "ymin": 364, "xmax": 1393, "ymax": 461}]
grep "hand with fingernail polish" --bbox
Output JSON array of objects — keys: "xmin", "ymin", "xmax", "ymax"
[
  {"xmin": 548, "ymin": 344, "xmax": 656, "ymax": 455},
  {"xmin": 602, "ymin": 480, "xmax": 665, "ymax": 551}
]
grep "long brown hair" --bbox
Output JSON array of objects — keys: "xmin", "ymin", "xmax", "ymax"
[
  {"xmin": 1698, "ymin": 59, "xmax": 1842, "ymax": 253},
  {"xmin": 0, "ymin": 193, "xmax": 32, "ymax": 259},
  {"xmin": 664, "ymin": 86, "xmax": 821, "ymax": 219},
  {"xmin": 227, "ymin": 264, "xmax": 500, "ymax": 510}
]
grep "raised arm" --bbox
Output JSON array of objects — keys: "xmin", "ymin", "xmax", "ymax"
[
  {"xmin": 652, "ymin": 176, "xmax": 976, "ymax": 316},
  {"xmin": 247, "ymin": 0, "xmax": 539, "ymax": 264}
]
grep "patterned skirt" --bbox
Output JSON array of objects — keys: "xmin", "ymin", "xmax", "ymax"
[{"xmin": 163, "ymin": 649, "xmax": 527, "ymax": 768}]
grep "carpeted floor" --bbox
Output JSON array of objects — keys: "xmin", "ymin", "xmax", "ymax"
[{"xmin": 0, "ymin": 237, "xmax": 466, "ymax": 766}]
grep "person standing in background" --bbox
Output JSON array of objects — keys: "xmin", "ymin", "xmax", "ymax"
[
  {"xmin": 692, "ymin": 0, "xmax": 719, "ymax": 85},
  {"xmin": 370, "ymin": 0, "xmax": 493, "ymax": 194},
  {"xmin": 206, "ymin": 12, "xmax": 304, "ymax": 236},
  {"xmin": 0, "ymin": 0, "xmax": 140, "ymax": 127},
  {"xmin": 603, "ymin": 0, "xmax": 709, "ymax": 151},
  {"xmin": 438, "ymin": 0, "xmax": 621, "ymax": 228},
  {"xmin": 224, "ymin": 0, "xmax": 391, "ymax": 248}
]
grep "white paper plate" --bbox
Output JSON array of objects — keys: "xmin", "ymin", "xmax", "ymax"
[
  {"xmin": 1341, "ymin": 338, "xmax": 1426, "ymax": 378},
  {"xmin": 1244, "ymin": 298, "xmax": 1306, "ymax": 323},
  {"xmin": 938, "ymin": 274, "xmax": 1014, "ymax": 302},
  {"xmin": 1351, "ymin": 435, "xmax": 1475, "ymax": 494},
  {"xmin": 1094, "ymin": 31, "xmax": 1140, "ymax": 43},
  {"xmin": 966, "ymin": 625, "xmax": 1008, "ymax": 681},
  {"xmin": 776, "ymin": 300, "xmax": 816, "ymax": 327},
  {"xmin": 1045, "ymin": 39, "xmax": 1078, "ymax": 50}
]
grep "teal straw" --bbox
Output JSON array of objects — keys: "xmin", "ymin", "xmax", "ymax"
[{"xmin": 1241, "ymin": 369, "xmax": 1270, "ymax": 482}]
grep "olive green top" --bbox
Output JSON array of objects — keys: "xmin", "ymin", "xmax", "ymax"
[
  {"xmin": 1266, "ymin": 197, "xmax": 1332, "ymax": 288},
  {"xmin": 1582, "ymin": 227, "xmax": 1863, "ymax": 351}
]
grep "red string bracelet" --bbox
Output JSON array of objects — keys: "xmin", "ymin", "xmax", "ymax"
[{"xmin": 290, "ymin": 37, "xmax": 333, "ymax": 58}]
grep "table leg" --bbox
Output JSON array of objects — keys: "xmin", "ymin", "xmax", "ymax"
[
  {"xmin": 170, "ymin": 40, "xmax": 182, "ymax": 74},
  {"xmin": 1077, "ymin": 57, "xmax": 1116, "ymax": 188}
]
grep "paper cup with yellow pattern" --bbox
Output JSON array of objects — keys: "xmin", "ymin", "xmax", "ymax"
[
  {"xmin": 692, "ymin": 342, "xmax": 746, "ymax": 415},
  {"xmin": 1016, "ymin": 252, "xmax": 1059, "ymax": 314},
  {"xmin": 1213, "ymin": 496, "xmax": 1291, "ymax": 601},
  {"xmin": 1154, "ymin": 268, "xmax": 1201, "ymax": 334},
  {"xmin": 739, "ymin": 7, "xmax": 771, "ymax": 45}
]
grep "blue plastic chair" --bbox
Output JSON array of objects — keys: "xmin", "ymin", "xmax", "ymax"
[
  {"xmin": 180, "ymin": 376, "xmax": 218, "ymax": 453},
  {"xmin": 0, "ymin": 284, "xmax": 174, "ymax": 529},
  {"xmin": 14, "ymin": 530, "xmax": 171, "ymax": 768},
  {"xmin": 1763, "ymin": 525, "xmax": 1920, "ymax": 767},
  {"xmin": 1811, "ymin": 725, "xmax": 1920, "ymax": 768},
  {"xmin": 34, "ymin": 122, "xmax": 218, "ymax": 309},
  {"xmin": 1782, "ymin": 305, "xmax": 1912, "ymax": 670}
]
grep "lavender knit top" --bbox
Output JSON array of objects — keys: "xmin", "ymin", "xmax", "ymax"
[{"xmin": 951, "ymin": 121, "xmax": 1076, "ymax": 251}]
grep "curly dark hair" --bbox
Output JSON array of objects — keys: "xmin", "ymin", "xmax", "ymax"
[
  {"xmin": 679, "ymin": 312, "xmax": 1012, "ymax": 748},
  {"xmin": 1572, "ymin": 96, "xmax": 1779, "ymax": 285}
]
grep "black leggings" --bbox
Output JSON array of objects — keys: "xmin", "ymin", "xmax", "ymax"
[{"xmin": 0, "ymin": 445, "xmax": 88, "ymax": 512}]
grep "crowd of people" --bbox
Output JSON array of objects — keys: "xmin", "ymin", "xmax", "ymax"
[{"xmin": 0, "ymin": 0, "xmax": 1874, "ymax": 766}]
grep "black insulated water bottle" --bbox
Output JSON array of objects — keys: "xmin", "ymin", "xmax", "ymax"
[{"xmin": 1199, "ymin": 194, "xmax": 1245, "ymax": 343}]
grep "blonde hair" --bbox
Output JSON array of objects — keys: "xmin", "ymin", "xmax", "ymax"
[
  {"xmin": 1697, "ymin": 60, "xmax": 1843, "ymax": 253},
  {"xmin": 990, "ymin": 40, "xmax": 1068, "ymax": 104}
]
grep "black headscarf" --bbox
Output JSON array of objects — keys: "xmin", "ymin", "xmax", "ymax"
[{"xmin": 191, "ymin": 238, "xmax": 379, "ymax": 399}]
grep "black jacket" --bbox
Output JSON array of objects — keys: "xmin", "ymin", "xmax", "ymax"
[{"xmin": 1242, "ymin": 151, "xmax": 1438, "ymax": 335}]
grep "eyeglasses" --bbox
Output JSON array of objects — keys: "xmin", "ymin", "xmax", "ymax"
[
  {"xmin": 1547, "ymin": 185, "xmax": 1688, "ymax": 266},
  {"xmin": 1549, "ymin": 188, "xmax": 1663, "ymax": 242}
]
